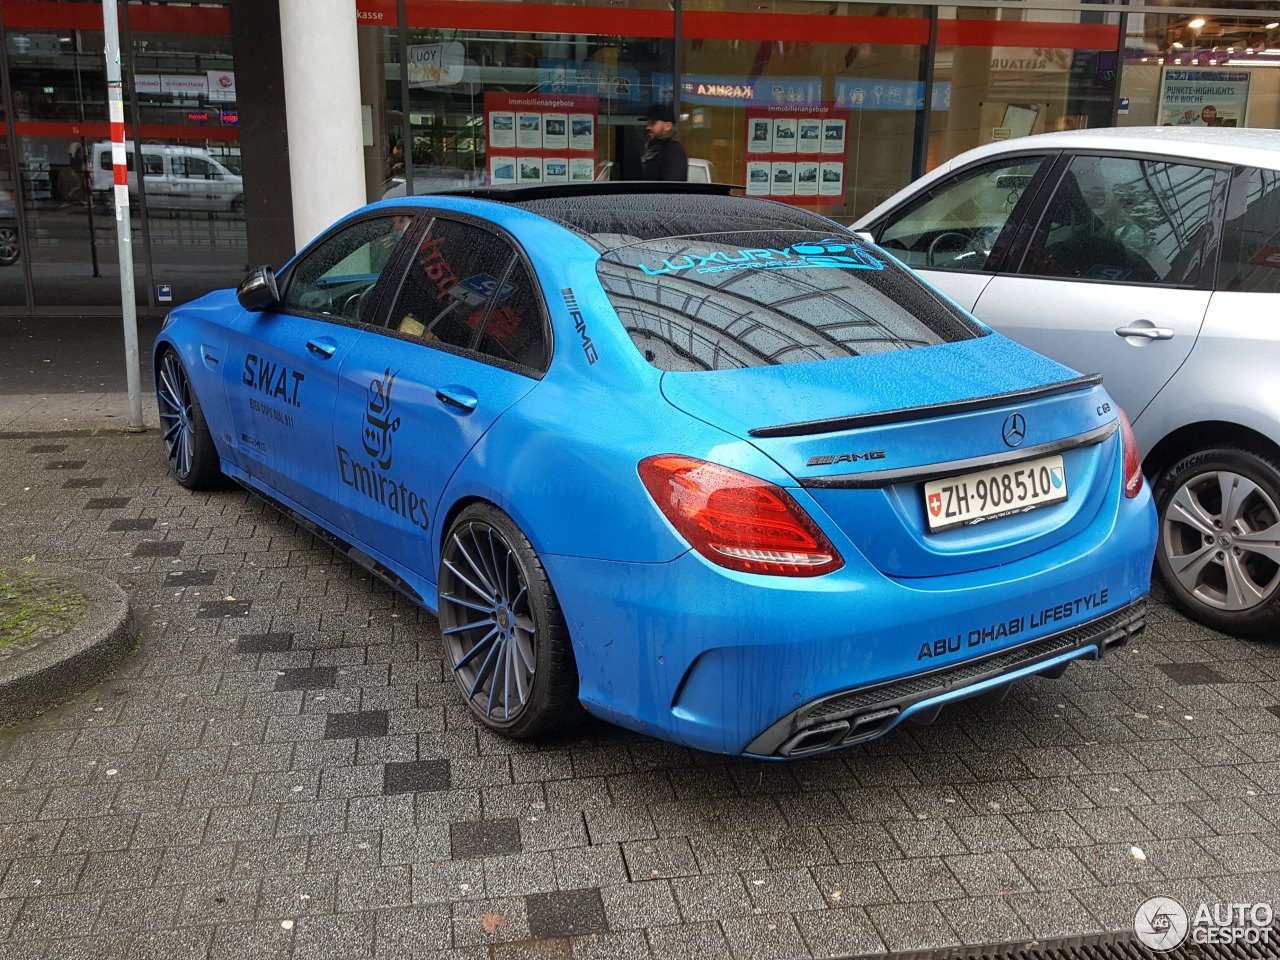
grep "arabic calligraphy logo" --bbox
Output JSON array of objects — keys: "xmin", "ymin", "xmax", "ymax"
[
  {"xmin": 362, "ymin": 368, "xmax": 401, "ymax": 470},
  {"xmin": 1134, "ymin": 896, "xmax": 1189, "ymax": 951},
  {"xmin": 1002, "ymin": 412, "xmax": 1026, "ymax": 448}
]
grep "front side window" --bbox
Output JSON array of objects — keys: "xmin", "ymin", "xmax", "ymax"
[
  {"xmin": 176, "ymin": 156, "xmax": 217, "ymax": 179},
  {"xmin": 877, "ymin": 156, "xmax": 1047, "ymax": 272},
  {"xmin": 597, "ymin": 231, "xmax": 984, "ymax": 372},
  {"xmin": 282, "ymin": 216, "xmax": 413, "ymax": 323},
  {"xmin": 1019, "ymin": 155, "xmax": 1219, "ymax": 286},
  {"xmin": 1220, "ymin": 167, "xmax": 1280, "ymax": 294},
  {"xmin": 386, "ymin": 218, "xmax": 547, "ymax": 371}
]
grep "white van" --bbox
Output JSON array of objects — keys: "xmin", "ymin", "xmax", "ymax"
[{"xmin": 91, "ymin": 142, "xmax": 244, "ymax": 213}]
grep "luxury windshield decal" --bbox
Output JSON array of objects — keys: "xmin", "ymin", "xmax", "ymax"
[
  {"xmin": 336, "ymin": 367, "xmax": 430, "ymax": 532},
  {"xmin": 637, "ymin": 239, "xmax": 884, "ymax": 277},
  {"xmin": 916, "ymin": 587, "xmax": 1111, "ymax": 661}
]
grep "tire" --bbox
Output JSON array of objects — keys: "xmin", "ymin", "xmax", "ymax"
[
  {"xmin": 229, "ymin": 196, "xmax": 244, "ymax": 215},
  {"xmin": 0, "ymin": 225, "xmax": 19, "ymax": 266},
  {"xmin": 438, "ymin": 503, "xmax": 579, "ymax": 738},
  {"xmin": 155, "ymin": 347, "xmax": 222, "ymax": 491},
  {"xmin": 1154, "ymin": 445, "xmax": 1280, "ymax": 637}
]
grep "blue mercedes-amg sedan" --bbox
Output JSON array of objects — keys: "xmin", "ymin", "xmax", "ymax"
[{"xmin": 153, "ymin": 183, "xmax": 1156, "ymax": 758}]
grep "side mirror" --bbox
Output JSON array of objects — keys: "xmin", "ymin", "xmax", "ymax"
[{"xmin": 237, "ymin": 266, "xmax": 280, "ymax": 311}]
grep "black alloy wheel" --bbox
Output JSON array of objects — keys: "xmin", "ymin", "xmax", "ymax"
[
  {"xmin": 438, "ymin": 503, "xmax": 579, "ymax": 737},
  {"xmin": 155, "ymin": 348, "xmax": 222, "ymax": 490}
]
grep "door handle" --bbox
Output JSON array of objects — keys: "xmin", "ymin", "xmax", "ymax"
[
  {"xmin": 1114, "ymin": 324, "xmax": 1174, "ymax": 341},
  {"xmin": 305, "ymin": 338, "xmax": 337, "ymax": 359},
  {"xmin": 435, "ymin": 386, "xmax": 478, "ymax": 413}
]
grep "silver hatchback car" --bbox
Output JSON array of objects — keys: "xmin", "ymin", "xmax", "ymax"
[{"xmin": 856, "ymin": 127, "xmax": 1280, "ymax": 637}]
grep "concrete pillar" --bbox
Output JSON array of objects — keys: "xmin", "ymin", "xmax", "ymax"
[{"xmin": 279, "ymin": 0, "xmax": 365, "ymax": 249}]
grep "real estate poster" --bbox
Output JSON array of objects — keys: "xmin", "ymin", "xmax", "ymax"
[
  {"xmin": 772, "ymin": 118, "xmax": 798, "ymax": 153},
  {"xmin": 543, "ymin": 114, "xmax": 568, "ymax": 149},
  {"xmin": 489, "ymin": 156, "xmax": 517, "ymax": 184},
  {"xmin": 748, "ymin": 118, "xmax": 773, "ymax": 153},
  {"xmin": 771, "ymin": 162, "xmax": 796, "ymax": 196},
  {"xmin": 517, "ymin": 113, "xmax": 543, "ymax": 149},
  {"xmin": 821, "ymin": 118, "xmax": 847, "ymax": 154},
  {"xmin": 744, "ymin": 107, "xmax": 842, "ymax": 205},
  {"xmin": 819, "ymin": 161, "xmax": 845, "ymax": 196},
  {"xmin": 484, "ymin": 93, "xmax": 599, "ymax": 186},
  {"xmin": 489, "ymin": 112, "xmax": 515, "ymax": 149},
  {"xmin": 569, "ymin": 115, "xmax": 595, "ymax": 151},
  {"xmin": 797, "ymin": 119, "xmax": 822, "ymax": 154},
  {"xmin": 795, "ymin": 160, "xmax": 820, "ymax": 196}
]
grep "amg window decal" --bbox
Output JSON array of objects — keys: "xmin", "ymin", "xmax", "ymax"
[{"xmin": 561, "ymin": 287, "xmax": 598, "ymax": 365}]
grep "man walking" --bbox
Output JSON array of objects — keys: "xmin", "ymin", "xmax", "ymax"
[{"xmin": 639, "ymin": 104, "xmax": 688, "ymax": 181}]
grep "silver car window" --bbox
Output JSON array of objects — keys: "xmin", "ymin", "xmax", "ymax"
[
  {"xmin": 877, "ymin": 156, "xmax": 1047, "ymax": 273},
  {"xmin": 1019, "ymin": 155, "xmax": 1217, "ymax": 287},
  {"xmin": 1221, "ymin": 167, "xmax": 1280, "ymax": 294}
]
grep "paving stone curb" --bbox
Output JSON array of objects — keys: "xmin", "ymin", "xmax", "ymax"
[{"xmin": 0, "ymin": 560, "xmax": 136, "ymax": 721}]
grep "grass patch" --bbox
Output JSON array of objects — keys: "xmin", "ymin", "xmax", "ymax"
[{"xmin": 0, "ymin": 566, "xmax": 87, "ymax": 651}]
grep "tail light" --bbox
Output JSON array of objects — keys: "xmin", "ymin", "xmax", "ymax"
[
  {"xmin": 1118, "ymin": 408, "xmax": 1143, "ymax": 498},
  {"xmin": 638, "ymin": 454, "xmax": 843, "ymax": 577}
]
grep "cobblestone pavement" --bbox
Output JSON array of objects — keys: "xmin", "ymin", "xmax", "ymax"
[{"xmin": 1, "ymin": 432, "xmax": 1279, "ymax": 960}]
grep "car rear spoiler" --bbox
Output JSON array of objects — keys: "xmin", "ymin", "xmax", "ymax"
[{"xmin": 748, "ymin": 373, "xmax": 1104, "ymax": 439}]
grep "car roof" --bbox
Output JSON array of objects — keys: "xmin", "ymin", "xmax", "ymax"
[
  {"xmin": 940, "ymin": 126, "xmax": 1280, "ymax": 173},
  {"xmin": 416, "ymin": 183, "xmax": 841, "ymax": 251},
  {"xmin": 854, "ymin": 126, "xmax": 1280, "ymax": 229}
]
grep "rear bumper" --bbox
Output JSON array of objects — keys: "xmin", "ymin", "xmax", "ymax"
[
  {"xmin": 543, "ymin": 475, "xmax": 1156, "ymax": 757},
  {"xmin": 743, "ymin": 598, "xmax": 1146, "ymax": 758}
]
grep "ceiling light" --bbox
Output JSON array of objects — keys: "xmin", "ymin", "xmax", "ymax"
[
  {"xmin": 1267, "ymin": 22, "xmax": 1279, "ymax": 30},
  {"xmin": 1172, "ymin": 41, "xmax": 1184, "ymax": 49},
  {"xmin": 1174, "ymin": 57, "xmax": 1182, "ymax": 63},
  {"xmin": 1188, "ymin": 17, "xmax": 1206, "ymax": 28}
]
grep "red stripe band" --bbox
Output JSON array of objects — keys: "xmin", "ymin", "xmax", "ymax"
[
  {"xmin": 110, "ymin": 121, "xmax": 126, "ymax": 143},
  {"xmin": 14, "ymin": 121, "xmax": 240, "ymax": 142}
]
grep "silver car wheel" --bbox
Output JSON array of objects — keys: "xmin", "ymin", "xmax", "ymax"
[
  {"xmin": 1162, "ymin": 469, "xmax": 1280, "ymax": 612},
  {"xmin": 0, "ymin": 226, "xmax": 20, "ymax": 265}
]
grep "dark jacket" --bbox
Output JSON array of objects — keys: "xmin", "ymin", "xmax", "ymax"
[{"xmin": 640, "ymin": 135, "xmax": 688, "ymax": 182}]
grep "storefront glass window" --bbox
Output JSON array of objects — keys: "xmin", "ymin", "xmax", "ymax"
[
  {"xmin": 1119, "ymin": 12, "xmax": 1280, "ymax": 131},
  {"xmin": 681, "ymin": 1, "xmax": 927, "ymax": 221},
  {"xmin": 928, "ymin": 6, "xmax": 1121, "ymax": 169}
]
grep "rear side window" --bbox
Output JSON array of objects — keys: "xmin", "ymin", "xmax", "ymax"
[
  {"xmin": 1019, "ymin": 155, "xmax": 1218, "ymax": 286},
  {"xmin": 1220, "ymin": 167, "xmax": 1280, "ymax": 294},
  {"xmin": 597, "ymin": 231, "xmax": 984, "ymax": 372},
  {"xmin": 387, "ymin": 218, "xmax": 549, "ymax": 372}
]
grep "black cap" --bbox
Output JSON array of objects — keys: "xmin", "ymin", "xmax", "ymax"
[{"xmin": 639, "ymin": 103, "xmax": 676, "ymax": 123}]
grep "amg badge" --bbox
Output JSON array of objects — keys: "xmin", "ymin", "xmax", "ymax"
[{"xmin": 807, "ymin": 450, "xmax": 885, "ymax": 467}]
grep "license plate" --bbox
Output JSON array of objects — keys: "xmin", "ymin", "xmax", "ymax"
[{"xmin": 924, "ymin": 454, "xmax": 1067, "ymax": 532}]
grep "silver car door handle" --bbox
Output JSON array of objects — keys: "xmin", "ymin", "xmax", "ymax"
[{"xmin": 1114, "ymin": 325, "xmax": 1175, "ymax": 341}]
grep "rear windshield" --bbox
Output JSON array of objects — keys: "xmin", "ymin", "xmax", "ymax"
[{"xmin": 596, "ymin": 230, "xmax": 985, "ymax": 371}]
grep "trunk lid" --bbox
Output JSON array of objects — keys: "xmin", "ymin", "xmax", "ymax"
[{"xmin": 661, "ymin": 335, "xmax": 1120, "ymax": 577}]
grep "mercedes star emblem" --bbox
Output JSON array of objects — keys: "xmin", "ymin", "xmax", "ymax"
[{"xmin": 1002, "ymin": 413, "xmax": 1026, "ymax": 448}]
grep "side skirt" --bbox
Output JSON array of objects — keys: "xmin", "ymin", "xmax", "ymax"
[{"xmin": 222, "ymin": 462, "xmax": 436, "ymax": 614}]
